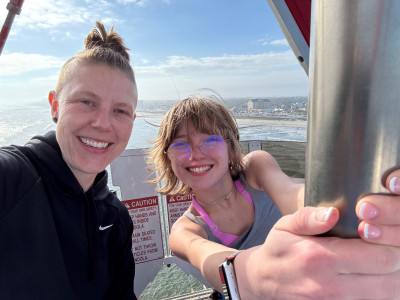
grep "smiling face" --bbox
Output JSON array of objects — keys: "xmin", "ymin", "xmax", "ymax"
[
  {"xmin": 49, "ymin": 63, "xmax": 137, "ymax": 191},
  {"xmin": 168, "ymin": 121, "xmax": 231, "ymax": 192}
]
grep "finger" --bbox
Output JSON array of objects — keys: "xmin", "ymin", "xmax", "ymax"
[
  {"xmin": 273, "ymin": 206, "xmax": 339, "ymax": 236},
  {"xmin": 330, "ymin": 238, "xmax": 400, "ymax": 274},
  {"xmin": 338, "ymin": 272, "xmax": 400, "ymax": 299},
  {"xmin": 382, "ymin": 167, "xmax": 400, "ymax": 194},
  {"xmin": 357, "ymin": 195, "xmax": 400, "ymax": 225},
  {"xmin": 387, "ymin": 176, "xmax": 400, "ymax": 194},
  {"xmin": 358, "ymin": 221, "xmax": 400, "ymax": 247}
]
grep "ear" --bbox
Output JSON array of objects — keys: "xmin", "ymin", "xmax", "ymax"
[
  {"xmin": 132, "ymin": 113, "xmax": 136, "ymax": 123},
  {"xmin": 48, "ymin": 91, "xmax": 59, "ymax": 119}
]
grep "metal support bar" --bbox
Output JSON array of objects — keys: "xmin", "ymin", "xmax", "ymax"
[{"xmin": 0, "ymin": 0, "xmax": 24, "ymax": 55}]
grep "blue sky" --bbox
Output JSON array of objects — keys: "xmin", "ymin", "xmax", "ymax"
[{"xmin": 0, "ymin": 0, "xmax": 309, "ymax": 107}]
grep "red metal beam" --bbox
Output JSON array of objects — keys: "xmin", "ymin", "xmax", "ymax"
[
  {"xmin": 0, "ymin": 0, "xmax": 25, "ymax": 55},
  {"xmin": 284, "ymin": 0, "xmax": 311, "ymax": 46}
]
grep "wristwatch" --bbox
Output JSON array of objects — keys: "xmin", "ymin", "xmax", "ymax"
[{"xmin": 218, "ymin": 250, "xmax": 242, "ymax": 300}]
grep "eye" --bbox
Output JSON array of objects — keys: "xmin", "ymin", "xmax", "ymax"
[
  {"xmin": 206, "ymin": 135, "xmax": 222, "ymax": 142},
  {"xmin": 203, "ymin": 135, "xmax": 223, "ymax": 147},
  {"xmin": 80, "ymin": 99, "xmax": 93, "ymax": 106},
  {"xmin": 169, "ymin": 142, "xmax": 191, "ymax": 154},
  {"xmin": 170, "ymin": 142, "xmax": 189, "ymax": 149},
  {"xmin": 115, "ymin": 108, "xmax": 129, "ymax": 115}
]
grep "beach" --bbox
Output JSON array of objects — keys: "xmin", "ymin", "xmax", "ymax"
[{"xmin": 136, "ymin": 111, "xmax": 308, "ymax": 128}]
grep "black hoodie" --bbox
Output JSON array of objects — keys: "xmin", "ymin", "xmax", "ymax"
[{"xmin": 0, "ymin": 131, "xmax": 136, "ymax": 300}]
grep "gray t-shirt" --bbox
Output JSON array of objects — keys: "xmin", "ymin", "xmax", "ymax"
[{"xmin": 183, "ymin": 173, "xmax": 282, "ymax": 249}]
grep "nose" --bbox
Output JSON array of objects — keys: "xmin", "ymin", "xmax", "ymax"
[
  {"xmin": 91, "ymin": 108, "xmax": 112, "ymax": 131},
  {"xmin": 189, "ymin": 144, "xmax": 206, "ymax": 160}
]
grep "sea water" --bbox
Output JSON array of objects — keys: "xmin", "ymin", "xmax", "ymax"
[
  {"xmin": 0, "ymin": 105, "xmax": 307, "ymax": 148},
  {"xmin": 0, "ymin": 105, "xmax": 306, "ymax": 299}
]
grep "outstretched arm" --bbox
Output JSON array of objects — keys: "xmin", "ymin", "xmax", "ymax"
[
  {"xmin": 234, "ymin": 206, "xmax": 400, "ymax": 299},
  {"xmin": 169, "ymin": 216, "xmax": 237, "ymax": 291},
  {"xmin": 170, "ymin": 168, "xmax": 400, "ymax": 297},
  {"xmin": 243, "ymin": 150, "xmax": 305, "ymax": 215}
]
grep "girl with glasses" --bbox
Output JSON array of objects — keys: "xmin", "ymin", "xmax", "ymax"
[{"xmin": 147, "ymin": 93, "xmax": 400, "ymax": 299}]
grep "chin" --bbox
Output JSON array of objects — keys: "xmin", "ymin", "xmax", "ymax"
[{"xmin": 77, "ymin": 160, "xmax": 108, "ymax": 175}]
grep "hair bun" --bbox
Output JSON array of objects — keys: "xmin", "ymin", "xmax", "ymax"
[{"xmin": 84, "ymin": 21, "xmax": 130, "ymax": 62}]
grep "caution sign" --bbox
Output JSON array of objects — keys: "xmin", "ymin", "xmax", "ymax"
[
  {"xmin": 167, "ymin": 194, "xmax": 193, "ymax": 230},
  {"xmin": 123, "ymin": 196, "xmax": 164, "ymax": 264}
]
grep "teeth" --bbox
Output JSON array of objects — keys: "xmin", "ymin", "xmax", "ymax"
[
  {"xmin": 188, "ymin": 166, "xmax": 211, "ymax": 173},
  {"xmin": 80, "ymin": 137, "xmax": 109, "ymax": 149}
]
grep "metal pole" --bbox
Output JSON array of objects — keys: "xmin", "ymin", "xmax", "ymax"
[
  {"xmin": 305, "ymin": 0, "xmax": 400, "ymax": 237},
  {"xmin": 0, "ymin": 0, "xmax": 24, "ymax": 55}
]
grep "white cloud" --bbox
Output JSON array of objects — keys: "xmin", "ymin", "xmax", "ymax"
[
  {"xmin": 270, "ymin": 39, "xmax": 289, "ymax": 46},
  {"xmin": 117, "ymin": 0, "xmax": 148, "ymax": 6},
  {"xmin": 8, "ymin": 0, "xmax": 119, "ymax": 37},
  {"xmin": 134, "ymin": 51, "xmax": 308, "ymax": 100},
  {"xmin": 136, "ymin": 51, "xmax": 299, "ymax": 77},
  {"xmin": 0, "ymin": 50, "xmax": 308, "ymax": 105},
  {"xmin": 0, "ymin": 53, "xmax": 64, "ymax": 76},
  {"xmin": 140, "ymin": 58, "xmax": 150, "ymax": 64},
  {"xmin": 256, "ymin": 37, "xmax": 289, "ymax": 47}
]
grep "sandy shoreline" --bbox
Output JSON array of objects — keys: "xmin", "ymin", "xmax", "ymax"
[{"xmin": 136, "ymin": 111, "xmax": 308, "ymax": 128}]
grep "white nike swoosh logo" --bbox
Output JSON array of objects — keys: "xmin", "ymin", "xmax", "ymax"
[{"xmin": 99, "ymin": 224, "xmax": 113, "ymax": 231}]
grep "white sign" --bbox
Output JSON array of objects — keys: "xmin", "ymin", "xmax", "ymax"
[
  {"xmin": 123, "ymin": 196, "xmax": 164, "ymax": 264},
  {"xmin": 167, "ymin": 194, "xmax": 193, "ymax": 230}
]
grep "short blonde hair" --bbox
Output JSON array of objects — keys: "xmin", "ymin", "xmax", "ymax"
[
  {"xmin": 147, "ymin": 93, "xmax": 244, "ymax": 195},
  {"xmin": 55, "ymin": 21, "xmax": 136, "ymax": 95}
]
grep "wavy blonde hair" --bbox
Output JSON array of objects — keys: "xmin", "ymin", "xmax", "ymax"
[{"xmin": 147, "ymin": 92, "xmax": 245, "ymax": 195}]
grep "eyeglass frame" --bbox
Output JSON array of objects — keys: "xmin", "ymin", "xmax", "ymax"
[{"xmin": 164, "ymin": 135, "xmax": 231, "ymax": 161}]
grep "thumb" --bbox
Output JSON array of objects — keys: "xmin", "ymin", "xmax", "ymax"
[{"xmin": 274, "ymin": 206, "xmax": 339, "ymax": 236}]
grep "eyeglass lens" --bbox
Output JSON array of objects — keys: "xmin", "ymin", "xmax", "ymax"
[{"xmin": 168, "ymin": 135, "xmax": 224, "ymax": 161}]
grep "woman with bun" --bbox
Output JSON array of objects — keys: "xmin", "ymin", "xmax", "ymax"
[{"xmin": 0, "ymin": 21, "xmax": 138, "ymax": 299}]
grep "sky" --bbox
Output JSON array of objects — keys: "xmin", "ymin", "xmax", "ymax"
[{"xmin": 0, "ymin": 0, "xmax": 309, "ymax": 107}]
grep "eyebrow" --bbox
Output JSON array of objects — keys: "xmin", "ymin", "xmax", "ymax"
[
  {"xmin": 70, "ymin": 90, "xmax": 100, "ymax": 101},
  {"xmin": 73, "ymin": 90, "xmax": 133, "ymax": 108},
  {"xmin": 170, "ymin": 136, "xmax": 187, "ymax": 145}
]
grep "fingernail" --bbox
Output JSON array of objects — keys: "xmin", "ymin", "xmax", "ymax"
[
  {"xmin": 316, "ymin": 207, "xmax": 334, "ymax": 222},
  {"xmin": 363, "ymin": 223, "xmax": 382, "ymax": 239},
  {"xmin": 359, "ymin": 202, "xmax": 378, "ymax": 220},
  {"xmin": 389, "ymin": 177, "xmax": 400, "ymax": 193}
]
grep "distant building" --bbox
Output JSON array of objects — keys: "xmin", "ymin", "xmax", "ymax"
[
  {"xmin": 247, "ymin": 99, "xmax": 272, "ymax": 112},
  {"xmin": 248, "ymin": 100, "xmax": 254, "ymax": 111}
]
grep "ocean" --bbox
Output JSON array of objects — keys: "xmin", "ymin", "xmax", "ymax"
[
  {"xmin": 0, "ymin": 104, "xmax": 307, "ymax": 299},
  {"xmin": 0, "ymin": 105, "xmax": 307, "ymax": 148}
]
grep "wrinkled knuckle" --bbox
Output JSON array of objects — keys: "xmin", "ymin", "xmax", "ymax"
[
  {"xmin": 306, "ymin": 284, "xmax": 341, "ymax": 300},
  {"xmin": 298, "ymin": 243, "xmax": 336, "ymax": 271},
  {"xmin": 375, "ymin": 247, "xmax": 396, "ymax": 271},
  {"xmin": 294, "ymin": 208, "xmax": 313, "ymax": 232},
  {"xmin": 306, "ymin": 286, "xmax": 324, "ymax": 300}
]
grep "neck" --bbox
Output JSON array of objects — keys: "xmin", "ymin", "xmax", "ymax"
[
  {"xmin": 70, "ymin": 168, "xmax": 96, "ymax": 192},
  {"xmin": 195, "ymin": 183, "xmax": 236, "ymax": 207}
]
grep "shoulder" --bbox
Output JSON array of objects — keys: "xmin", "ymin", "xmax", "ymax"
[
  {"xmin": 242, "ymin": 150, "xmax": 282, "ymax": 190},
  {"xmin": 0, "ymin": 144, "xmax": 41, "ymax": 185},
  {"xmin": 0, "ymin": 145, "xmax": 41, "ymax": 218},
  {"xmin": 243, "ymin": 150, "xmax": 278, "ymax": 168},
  {"xmin": 0, "ymin": 145, "xmax": 38, "ymax": 174}
]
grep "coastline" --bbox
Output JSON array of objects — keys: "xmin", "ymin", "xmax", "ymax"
[{"xmin": 136, "ymin": 111, "xmax": 308, "ymax": 128}]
